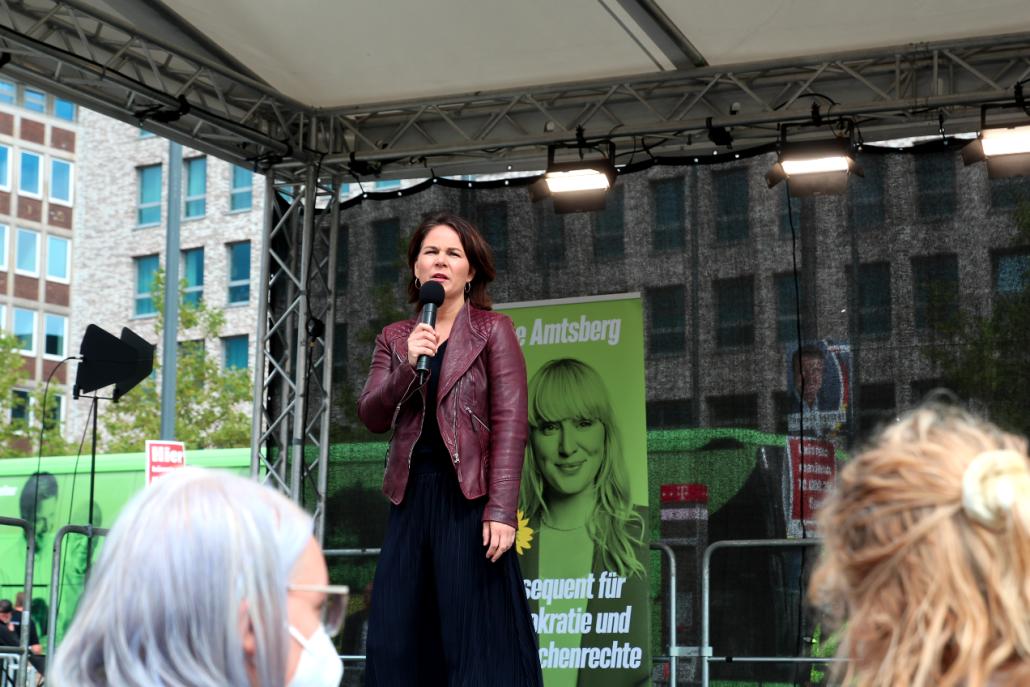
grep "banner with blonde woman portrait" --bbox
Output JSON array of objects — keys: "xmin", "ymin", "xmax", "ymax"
[{"xmin": 497, "ymin": 293, "xmax": 649, "ymax": 687}]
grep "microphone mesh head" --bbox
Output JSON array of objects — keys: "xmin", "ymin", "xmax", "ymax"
[{"xmin": 418, "ymin": 280, "xmax": 446, "ymax": 306}]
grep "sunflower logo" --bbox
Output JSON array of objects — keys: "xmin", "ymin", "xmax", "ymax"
[{"xmin": 515, "ymin": 509, "xmax": 534, "ymax": 555}]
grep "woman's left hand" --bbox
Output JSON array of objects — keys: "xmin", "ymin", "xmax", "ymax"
[{"xmin": 482, "ymin": 521, "xmax": 516, "ymax": 562}]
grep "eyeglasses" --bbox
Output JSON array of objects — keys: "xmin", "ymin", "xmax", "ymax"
[{"xmin": 287, "ymin": 584, "xmax": 350, "ymax": 637}]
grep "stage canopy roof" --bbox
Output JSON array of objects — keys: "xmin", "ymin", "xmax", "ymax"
[{"xmin": 3, "ymin": 0, "xmax": 1030, "ymax": 178}]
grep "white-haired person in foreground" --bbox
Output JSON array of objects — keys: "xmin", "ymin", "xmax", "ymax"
[
  {"xmin": 809, "ymin": 403, "xmax": 1030, "ymax": 687},
  {"xmin": 49, "ymin": 467, "xmax": 346, "ymax": 687}
]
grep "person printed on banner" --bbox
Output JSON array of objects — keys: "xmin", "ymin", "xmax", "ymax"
[
  {"xmin": 49, "ymin": 467, "xmax": 348, "ymax": 687},
  {"xmin": 519, "ymin": 357, "xmax": 650, "ymax": 687},
  {"xmin": 809, "ymin": 403, "xmax": 1030, "ymax": 687},
  {"xmin": 357, "ymin": 212, "xmax": 543, "ymax": 686}
]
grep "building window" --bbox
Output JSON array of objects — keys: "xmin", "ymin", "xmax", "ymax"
[
  {"xmin": 230, "ymin": 165, "xmax": 253, "ymax": 211},
  {"xmin": 714, "ymin": 168, "xmax": 749, "ymax": 242},
  {"xmin": 856, "ymin": 262, "xmax": 892, "ymax": 337},
  {"xmin": 593, "ymin": 185, "xmax": 625, "ymax": 260},
  {"xmin": 137, "ymin": 165, "xmax": 162, "ymax": 226},
  {"xmin": 0, "ymin": 224, "xmax": 6, "ymax": 271},
  {"xmin": 779, "ymin": 194, "xmax": 801, "ymax": 239},
  {"xmin": 534, "ymin": 200, "xmax": 564, "ymax": 269},
  {"xmin": 43, "ymin": 313, "xmax": 66, "ymax": 358},
  {"xmin": 15, "ymin": 227, "xmax": 39, "ymax": 276},
  {"xmin": 46, "ymin": 235, "xmax": 70, "ymax": 282},
  {"xmin": 477, "ymin": 203, "xmax": 508, "ymax": 270},
  {"xmin": 715, "ymin": 276, "xmax": 755, "ymax": 348},
  {"xmin": 13, "ymin": 308, "xmax": 35, "ymax": 353},
  {"xmin": 774, "ymin": 273, "xmax": 801, "ymax": 344},
  {"xmin": 0, "ymin": 145, "xmax": 10, "ymax": 190},
  {"xmin": 184, "ymin": 157, "xmax": 207, "ymax": 219},
  {"xmin": 54, "ymin": 98, "xmax": 76, "ymax": 122},
  {"xmin": 0, "ymin": 80, "xmax": 14, "ymax": 105},
  {"xmin": 915, "ymin": 152, "xmax": 955, "ymax": 219},
  {"xmin": 227, "ymin": 241, "xmax": 250, "ymax": 304},
  {"xmin": 332, "ymin": 322, "xmax": 348, "ymax": 373},
  {"xmin": 223, "ymin": 335, "xmax": 248, "ymax": 370},
  {"xmin": 707, "ymin": 394, "xmax": 759, "ymax": 429},
  {"xmin": 134, "ymin": 255, "xmax": 160, "ymax": 316},
  {"xmin": 182, "ymin": 247, "xmax": 204, "ymax": 306},
  {"xmin": 49, "ymin": 159, "xmax": 73, "ymax": 205},
  {"xmin": 647, "ymin": 285, "xmax": 686, "ymax": 355},
  {"xmin": 849, "ymin": 154, "xmax": 885, "ymax": 230},
  {"xmin": 912, "ymin": 254, "xmax": 959, "ymax": 330},
  {"xmin": 22, "ymin": 88, "xmax": 46, "ymax": 113},
  {"xmin": 652, "ymin": 177, "xmax": 684, "ymax": 251},
  {"xmin": 335, "ymin": 226, "xmax": 349, "ymax": 291},
  {"xmin": 646, "ymin": 399, "xmax": 694, "ymax": 429},
  {"xmin": 993, "ymin": 249, "xmax": 1030, "ymax": 297},
  {"xmin": 11, "ymin": 390, "xmax": 29, "ymax": 424},
  {"xmin": 989, "ymin": 177, "xmax": 1030, "ymax": 211},
  {"xmin": 857, "ymin": 383, "xmax": 896, "ymax": 439},
  {"xmin": 372, "ymin": 218, "xmax": 401, "ymax": 285},
  {"xmin": 19, "ymin": 151, "xmax": 41, "ymax": 197}
]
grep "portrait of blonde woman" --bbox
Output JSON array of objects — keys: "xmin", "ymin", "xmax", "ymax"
[{"xmin": 519, "ymin": 357, "xmax": 649, "ymax": 687}]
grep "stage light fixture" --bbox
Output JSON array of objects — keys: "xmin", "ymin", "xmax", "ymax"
[
  {"xmin": 962, "ymin": 124, "xmax": 1030, "ymax": 178},
  {"xmin": 533, "ymin": 142, "xmax": 617, "ymax": 214},
  {"xmin": 766, "ymin": 137, "xmax": 861, "ymax": 196}
]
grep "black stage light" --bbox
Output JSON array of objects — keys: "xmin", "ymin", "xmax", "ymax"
[
  {"xmin": 766, "ymin": 138, "xmax": 862, "ymax": 196},
  {"xmin": 532, "ymin": 143, "xmax": 617, "ymax": 214},
  {"xmin": 962, "ymin": 124, "xmax": 1030, "ymax": 178}
]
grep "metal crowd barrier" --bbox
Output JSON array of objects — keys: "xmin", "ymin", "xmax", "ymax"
[
  {"xmin": 700, "ymin": 538, "xmax": 841, "ymax": 687},
  {"xmin": 47, "ymin": 524, "xmax": 109, "ymax": 655},
  {"xmin": 0, "ymin": 517, "xmax": 36, "ymax": 687}
]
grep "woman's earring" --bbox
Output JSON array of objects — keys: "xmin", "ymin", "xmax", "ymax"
[
  {"xmin": 415, "ymin": 277, "xmax": 422, "ymax": 289},
  {"xmin": 464, "ymin": 281, "xmax": 472, "ymax": 294}
]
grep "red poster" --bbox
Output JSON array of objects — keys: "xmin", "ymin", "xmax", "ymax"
[
  {"xmin": 787, "ymin": 437, "xmax": 835, "ymax": 532},
  {"xmin": 145, "ymin": 440, "xmax": 186, "ymax": 485}
]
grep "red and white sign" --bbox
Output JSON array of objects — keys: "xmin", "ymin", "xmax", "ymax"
[
  {"xmin": 787, "ymin": 436, "xmax": 836, "ymax": 533},
  {"xmin": 145, "ymin": 440, "xmax": 187, "ymax": 485}
]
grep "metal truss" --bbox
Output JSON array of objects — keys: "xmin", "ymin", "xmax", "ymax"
[
  {"xmin": 314, "ymin": 31, "xmax": 1030, "ymax": 175},
  {"xmin": 250, "ymin": 162, "xmax": 339, "ymax": 539},
  {"xmin": 1, "ymin": 0, "xmax": 1029, "ymax": 179}
]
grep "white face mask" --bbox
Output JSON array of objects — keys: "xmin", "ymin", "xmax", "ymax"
[{"xmin": 287, "ymin": 624, "xmax": 344, "ymax": 687}]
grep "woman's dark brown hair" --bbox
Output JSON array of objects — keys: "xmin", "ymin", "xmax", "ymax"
[{"xmin": 406, "ymin": 212, "xmax": 496, "ymax": 310}]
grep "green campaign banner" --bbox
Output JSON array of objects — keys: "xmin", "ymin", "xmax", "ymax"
[
  {"xmin": 498, "ymin": 293, "xmax": 650, "ymax": 687},
  {"xmin": 0, "ymin": 448, "xmax": 250, "ymax": 649}
]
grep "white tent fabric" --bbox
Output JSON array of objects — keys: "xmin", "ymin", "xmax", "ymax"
[{"xmin": 156, "ymin": 0, "xmax": 1030, "ymax": 109}]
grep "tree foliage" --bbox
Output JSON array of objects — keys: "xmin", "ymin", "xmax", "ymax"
[
  {"xmin": 101, "ymin": 271, "xmax": 252, "ymax": 452},
  {"xmin": 0, "ymin": 331, "xmax": 75, "ymax": 458},
  {"xmin": 925, "ymin": 205, "xmax": 1030, "ymax": 436}
]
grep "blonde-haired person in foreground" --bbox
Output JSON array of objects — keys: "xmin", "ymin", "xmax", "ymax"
[
  {"xmin": 809, "ymin": 404, "xmax": 1030, "ymax": 687},
  {"xmin": 49, "ymin": 468, "xmax": 346, "ymax": 687}
]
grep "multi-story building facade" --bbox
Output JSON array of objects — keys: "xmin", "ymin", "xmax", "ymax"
[
  {"xmin": 329, "ymin": 148, "xmax": 1030, "ymax": 444},
  {"xmin": 70, "ymin": 108, "xmax": 265, "ymax": 440},
  {"xmin": 0, "ymin": 78, "xmax": 78, "ymax": 438}
]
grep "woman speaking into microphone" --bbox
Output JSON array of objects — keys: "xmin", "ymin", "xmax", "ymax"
[{"xmin": 358, "ymin": 212, "xmax": 543, "ymax": 686}]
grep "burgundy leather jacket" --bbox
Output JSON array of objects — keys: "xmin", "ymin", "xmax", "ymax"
[{"xmin": 357, "ymin": 303, "xmax": 528, "ymax": 528}]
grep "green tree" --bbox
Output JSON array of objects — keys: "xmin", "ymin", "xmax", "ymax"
[
  {"xmin": 101, "ymin": 270, "xmax": 252, "ymax": 452},
  {"xmin": 924, "ymin": 205, "xmax": 1030, "ymax": 435},
  {"xmin": 0, "ymin": 331, "xmax": 75, "ymax": 458}
]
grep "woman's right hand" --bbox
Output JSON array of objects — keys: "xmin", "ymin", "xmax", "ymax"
[{"xmin": 406, "ymin": 323, "xmax": 439, "ymax": 368}]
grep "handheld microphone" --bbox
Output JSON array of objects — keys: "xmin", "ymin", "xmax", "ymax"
[{"xmin": 415, "ymin": 281, "xmax": 446, "ymax": 383}]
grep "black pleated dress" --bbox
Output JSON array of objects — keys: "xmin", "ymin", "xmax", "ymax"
[{"xmin": 365, "ymin": 341, "xmax": 543, "ymax": 687}]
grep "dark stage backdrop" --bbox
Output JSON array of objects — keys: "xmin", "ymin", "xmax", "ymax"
[{"xmin": 317, "ymin": 147, "xmax": 1030, "ymax": 686}]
